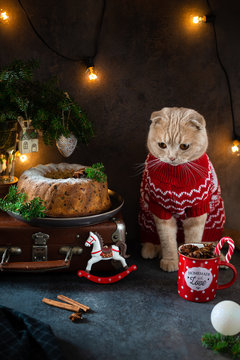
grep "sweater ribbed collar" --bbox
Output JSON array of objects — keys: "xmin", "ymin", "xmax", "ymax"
[{"xmin": 146, "ymin": 153, "xmax": 210, "ymax": 187}]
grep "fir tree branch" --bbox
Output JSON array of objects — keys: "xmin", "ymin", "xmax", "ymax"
[
  {"xmin": 202, "ymin": 333, "xmax": 240, "ymax": 359},
  {"xmin": 85, "ymin": 163, "xmax": 107, "ymax": 182},
  {"xmin": 0, "ymin": 185, "xmax": 46, "ymax": 220},
  {"xmin": 0, "ymin": 59, "xmax": 94, "ymax": 148}
]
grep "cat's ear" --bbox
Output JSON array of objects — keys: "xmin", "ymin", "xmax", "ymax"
[
  {"xmin": 150, "ymin": 111, "xmax": 163, "ymax": 124},
  {"xmin": 187, "ymin": 116, "xmax": 206, "ymax": 130}
]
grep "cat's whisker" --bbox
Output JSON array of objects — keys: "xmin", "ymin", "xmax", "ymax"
[
  {"xmin": 185, "ymin": 164, "xmax": 201, "ymax": 183},
  {"xmin": 182, "ymin": 163, "xmax": 196, "ymax": 185},
  {"xmin": 188, "ymin": 161, "xmax": 208, "ymax": 172},
  {"xmin": 181, "ymin": 164, "xmax": 190, "ymax": 185},
  {"xmin": 147, "ymin": 158, "xmax": 164, "ymax": 171},
  {"xmin": 132, "ymin": 167, "xmax": 145, "ymax": 177},
  {"xmin": 148, "ymin": 162, "xmax": 162, "ymax": 170},
  {"xmin": 187, "ymin": 163, "xmax": 201, "ymax": 184},
  {"xmin": 187, "ymin": 162, "xmax": 208, "ymax": 179},
  {"xmin": 133, "ymin": 163, "xmax": 145, "ymax": 170},
  {"xmin": 130, "ymin": 162, "xmax": 147, "ymax": 177},
  {"xmin": 190, "ymin": 162, "xmax": 207, "ymax": 171},
  {"xmin": 132, "ymin": 158, "xmax": 165, "ymax": 177},
  {"xmin": 188, "ymin": 161, "xmax": 207, "ymax": 172}
]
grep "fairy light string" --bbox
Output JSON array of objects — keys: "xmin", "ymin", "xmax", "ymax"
[
  {"xmin": 17, "ymin": 0, "xmax": 106, "ymax": 79},
  {"xmin": 205, "ymin": 0, "xmax": 238, "ymax": 151}
]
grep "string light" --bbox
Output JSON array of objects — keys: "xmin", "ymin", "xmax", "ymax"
[
  {"xmin": 87, "ymin": 66, "xmax": 98, "ymax": 81},
  {"xmin": 192, "ymin": 14, "xmax": 216, "ymax": 24},
  {"xmin": 20, "ymin": 154, "xmax": 27, "ymax": 162},
  {"xmin": 85, "ymin": 58, "xmax": 98, "ymax": 81},
  {"xmin": 0, "ymin": 9, "xmax": 9, "ymax": 23},
  {"xmin": 193, "ymin": 1, "xmax": 238, "ymax": 156},
  {"xmin": 231, "ymin": 140, "xmax": 240, "ymax": 155},
  {"xmin": 16, "ymin": 151, "xmax": 28, "ymax": 162},
  {"xmin": 18, "ymin": 0, "xmax": 106, "ymax": 81},
  {"xmin": 192, "ymin": 16, "xmax": 207, "ymax": 24}
]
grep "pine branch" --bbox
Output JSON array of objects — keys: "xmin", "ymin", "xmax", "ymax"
[
  {"xmin": 85, "ymin": 163, "xmax": 107, "ymax": 182},
  {"xmin": 0, "ymin": 59, "xmax": 94, "ymax": 148},
  {"xmin": 0, "ymin": 185, "xmax": 46, "ymax": 220},
  {"xmin": 202, "ymin": 333, "xmax": 240, "ymax": 359}
]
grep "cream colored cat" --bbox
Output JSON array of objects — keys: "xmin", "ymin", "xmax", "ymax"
[{"xmin": 139, "ymin": 107, "xmax": 225, "ymax": 272}]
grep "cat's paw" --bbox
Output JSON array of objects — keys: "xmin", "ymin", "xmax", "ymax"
[
  {"xmin": 160, "ymin": 258, "xmax": 178, "ymax": 272},
  {"xmin": 141, "ymin": 243, "xmax": 159, "ymax": 259}
]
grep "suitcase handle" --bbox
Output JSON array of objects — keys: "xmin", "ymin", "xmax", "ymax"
[
  {"xmin": 0, "ymin": 247, "xmax": 73, "ymax": 272},
  {"xmin": 0, "ymin": 259, "xmax": 71, "ymax": 272}
]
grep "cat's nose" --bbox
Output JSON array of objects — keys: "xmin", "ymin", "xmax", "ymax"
[{"xmin": 169, "ymin": 156, "xmax": 176, "ymax": 161}]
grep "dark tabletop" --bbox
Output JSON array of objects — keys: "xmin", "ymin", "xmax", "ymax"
[{"xmin": 1, "ymin": 251, "xmax": 239, "ymax": 360}]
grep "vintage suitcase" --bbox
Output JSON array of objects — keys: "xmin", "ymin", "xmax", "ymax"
[{"xmin": 0, "ymin": 211, "xmax": 127, "ymax": 272}]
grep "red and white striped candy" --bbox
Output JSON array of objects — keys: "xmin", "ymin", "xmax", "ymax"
[{"xmin": 214, "ymin": 237, "xmax": 235, "ymax": 263}]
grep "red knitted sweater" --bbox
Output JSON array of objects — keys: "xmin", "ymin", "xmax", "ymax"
[{"xmin": 139, "ymin": 153, "xmax": 225, "ymax": 244}]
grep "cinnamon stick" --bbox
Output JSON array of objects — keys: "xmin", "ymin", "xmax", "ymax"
[
  {"xmin": 69, "ymin": 312, "xmax": 83, "ymax": 322},
  {"xmin": 42, "ymin": 297, "xmax": 80, "ymax": 312},
  {"xmin": 57, "ymin": 295, "xmax": 90, "ymax": 312}
]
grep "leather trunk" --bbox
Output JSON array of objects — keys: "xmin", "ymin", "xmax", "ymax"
[{"xmin": 0, "ymin": 211, "xmax": 127, "ymax": 272}]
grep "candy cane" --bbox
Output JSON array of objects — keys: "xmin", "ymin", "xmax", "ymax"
[{"xmin": 214, "ymin": 237, "xmax": 235, "ymax": 263}]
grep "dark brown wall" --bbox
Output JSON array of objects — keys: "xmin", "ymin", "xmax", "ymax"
[{"xmin": 1, "ymin": 0, "xmax": 240, "ymax": 247}]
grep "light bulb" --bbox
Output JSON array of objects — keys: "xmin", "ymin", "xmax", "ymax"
[
  {"xmin": 192, "ymin": 15, "xmax": 207, "ymax": 24},
  {"xmin": 20, "ymin": 154, "xmax": 27, "ymax": 162},
  {"xmin": 192, "ymin": 14, "xmax": 215, "ymax": 24},
  {"xmin": 231, "ymin": 140, "xmax": 240, "ymax": 155},
  {"xmin": 0, "ymin": 9, "xmax": 9, "ymax": 23},
  {"xmin": 87, "ymin": 66, "xmax": 98, "ymax": 81}
]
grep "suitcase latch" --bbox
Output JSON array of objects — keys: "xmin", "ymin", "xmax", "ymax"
[
  {"xmin": 32, "ymin": 232, "xmax": 49, "ymax": 261},
  {"xmin": 111, "ymin": 218, "xmax": 126, "ymax": 243}
]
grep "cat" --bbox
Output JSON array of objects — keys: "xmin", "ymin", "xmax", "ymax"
[{"xmin": 139, "ymin": 107, "xmax": 225, "ymax": 272}]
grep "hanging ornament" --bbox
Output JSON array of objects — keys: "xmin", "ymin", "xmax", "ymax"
[
  {"xmin": 56, "ymin": 133, "xmax": 78, "ymax": 158},
  {"xmin": 18, "ymin": 117, "xmax": 39, "ymax": 154}
]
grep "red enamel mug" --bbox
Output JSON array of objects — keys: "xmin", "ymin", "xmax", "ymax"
[{"xmin": 177, "ymin": 237, "xmax": 237, "ymax": 302}]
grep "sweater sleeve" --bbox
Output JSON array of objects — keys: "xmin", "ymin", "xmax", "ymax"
[
  {"xmin": 185, "ymin": 198, "xmax": 210, "ymax": 218},
  {"xmin": 149, "ymin": 199, "xmax": 172, "ymax": 220}
]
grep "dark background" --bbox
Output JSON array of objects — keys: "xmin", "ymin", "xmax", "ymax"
[{"xmin": 1, "ymin": 0, "xmax": 240, "ymax": 250}]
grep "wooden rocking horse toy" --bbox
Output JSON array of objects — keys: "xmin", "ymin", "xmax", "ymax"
[
  {"xmin": 77, "ymin": 232, "xmax": 137, "ymax": 284},
  {"xmin": 85, "ymin": 231, "xmax": 128, "ymax": 272}
]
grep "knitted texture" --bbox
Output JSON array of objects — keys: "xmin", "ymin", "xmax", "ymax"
[{"xmin": 139, "ymin": 153, "xmax": 225, "ymax": 244}]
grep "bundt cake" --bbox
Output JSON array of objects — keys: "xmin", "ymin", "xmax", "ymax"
[{"xmin": 17, "ymin": 163, "xmax": 111, "ymax": 217}]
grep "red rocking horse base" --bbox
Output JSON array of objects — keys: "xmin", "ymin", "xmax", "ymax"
[{"xmin": 77, "ymin": 265, "xmax": 137, "ymax": 284}]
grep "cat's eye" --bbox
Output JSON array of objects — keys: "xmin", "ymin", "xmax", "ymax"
[
  {"xmin": 180, "ymin": 144, "xmax": 190, "ymax": 150},
  {"xmin": 158, "ymin": 142, "xmax": 167, "ymax": 149}
]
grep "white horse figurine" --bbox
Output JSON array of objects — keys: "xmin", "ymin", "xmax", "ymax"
[{"xmin": 85, "ymin": 231, "xmax": 128, "ymax": 273}]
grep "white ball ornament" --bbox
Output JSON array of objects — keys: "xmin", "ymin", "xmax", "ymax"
[{"xmin": 211, "ymin": 301, "xmax": 240, "ymax": 336}]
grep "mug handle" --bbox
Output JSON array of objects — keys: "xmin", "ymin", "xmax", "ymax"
[{"xmin": 217, "ymin": 261, "xmax": 237, "ymax": 290}]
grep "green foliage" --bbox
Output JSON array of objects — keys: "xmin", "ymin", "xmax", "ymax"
[
  {"xmin": 0, "ymin": 59, "xmax": 94, "ymax": 149},
  {"xmin": 0, "ymin": 185, "xmax": 46, "ymax": 221},
  {"xmin": 32, "ymin": 81, "xmax": 94, "ymax": 145},
  {"xmin": 0, "ymin": 59, "xmax": 39, "ymax": 121},
  {"xmin": 0, "ymin": 59, "xmax": 39, "ymax": 83},
  {"xmin": 202, "ymin": 333, "xmax": 240, "ymax": 359},
  {"xmin": 85, "ymin": 163, "xmax": 107, "ymax": 182}
]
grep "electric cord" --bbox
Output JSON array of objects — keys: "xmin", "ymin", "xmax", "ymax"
[
  {"xmin": 206, "ymin": 0, "xmax": 237, "ymax": 138},
  {"xmin": 17, "ymin": 0, "xmax": 106, "ymax": 67}
]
